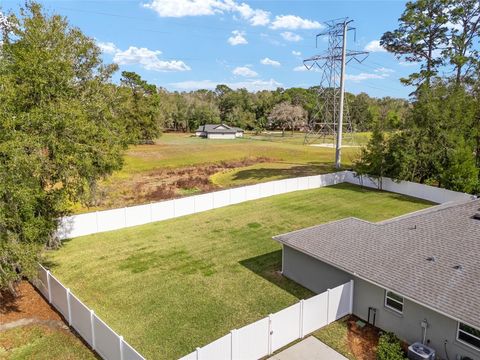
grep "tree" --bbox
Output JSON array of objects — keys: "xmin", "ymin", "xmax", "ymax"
[
  {"xmin": 380, "ymin": 0, "xmax": 449, "ymax": 86},
  {"xmin": 118, "ymin": 71, "xmax": 161, "ymax": 143},
  {"xmin": 0, "ymin": 2, "xmax": 134, "ymax": 292},
  {"xmin": 268, "ymin": 102, "xmax": 307, "ymax": 136}
]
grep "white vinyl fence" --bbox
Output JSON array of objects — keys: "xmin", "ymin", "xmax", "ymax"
[
  {"xmin": 179, "ymin": 280, "xmax": 354, "ymax": 360},
  {"xmin": 57, "ymin": 171, "xmax": 474, "ymax": 240},
  {"xmin": 35, "ymin": 265, "xmax": 145, "ymax": 360}
]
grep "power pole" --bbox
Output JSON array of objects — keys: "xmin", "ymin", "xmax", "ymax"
[
  {"xmin": 336, "ymin": 21, "xmax": 348, "ymax": 168},
  {"xmin": 303, "ymin": 18, "xmax": 369, "ymax": 169}
]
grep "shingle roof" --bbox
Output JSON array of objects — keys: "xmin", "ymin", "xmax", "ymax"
[
  {"xmin": 195, "ymin": 124, "xmax": 244, "ymax": 134},
  {"xmin": 273, "ymin": 199, "xmax": 480, "ymax": 328}
]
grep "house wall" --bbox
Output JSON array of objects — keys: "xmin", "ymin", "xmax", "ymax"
[
  {"xmin": 282, "ymin": 246, "xmax": 351, "ymax": 294},
  {"xmin": 207, "ymin": 133, "xmax": 236, "ymax": 139},
  {"xmin": 282, "ymin": 245, "xmax": 480, "ymax": 360}
]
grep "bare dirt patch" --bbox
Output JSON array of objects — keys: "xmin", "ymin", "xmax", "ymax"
[
  {"xmin": 1, "ymin": 281, "xmax": 61, "ymax": 324},
  {"xmin": 86, "ymin": 157, "xmax": 272, "ymax": 210},
  {"xmin": 346, "ymin": 315, "xmax": 381, "ymax": 360}
]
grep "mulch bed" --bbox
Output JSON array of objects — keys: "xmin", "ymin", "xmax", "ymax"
[
  {"xmin": 0, "ymin": 281, "xmax": 61, "ymax": 325},
  {"xmin": 346, "ymin": 315, "xmax": 381, "ymax": 360}
]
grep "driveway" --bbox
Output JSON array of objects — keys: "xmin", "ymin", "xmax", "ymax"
[{"xmin": 268, "ymin": 336, "xmax": 348, "ymax": 360}]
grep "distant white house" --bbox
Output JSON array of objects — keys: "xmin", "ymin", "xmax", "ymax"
[{"xmin": 195, "ymin": 124, "xmax": 244, "ymax": 139}]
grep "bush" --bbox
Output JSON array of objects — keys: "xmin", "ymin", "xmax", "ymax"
[{"xmin": 377, "ymin": 332, "xmax": 407, "ymax": 360}]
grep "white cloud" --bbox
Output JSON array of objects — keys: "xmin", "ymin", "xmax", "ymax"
[
  {"xmin": 346, "ymin": 73, "xmax": 385, "ymax": 82},
  {"xmin": 375, "ymin": 67, "xmax": 394, "ymax": 74},
  {"xmin": 280, "ymin": 31, "xmax": 302, "ymax": 42},
  {"xmin": 364, "ymin": 40, "xmax": 387, "ymax": 53},
  {"xmin": 260, "ymin": 57, "xmax": 281, "ymax": 67},
  {"xmin": 113, "ymin": 46, "xmax": 190, "ymax": 72},
  {"xmin": 143, "ymin": 0, "xmax": 270, "ymax": 25},
  {"xmin": 170, "ymin": 78, "xmax": 282, "ymax": 91},
  {"xmin": 97, "ymin": 41, "xmax": 119, "ymax": 54},
  {"xmin": 233, "ymin": 66, "xmax": 258, "ymax": 77},
  {"xmin": 399, "ymin": 61, "xmax": 417, "ymax": 67},
  {"xmin": 270, "ymin": 15, "xmax": 322, "ymax": 30},
  {"xmin": 292, "ymin": 50, "xmax": 301, "ymax": 56},
  {"xmin": 228, "ymin": 30, "xmax": 248, "ymax": 45}
]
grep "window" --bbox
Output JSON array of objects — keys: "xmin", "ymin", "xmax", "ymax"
[
  {"xmin": 457, "ymin": 322, "xmax": 480, "ymax": 350},
  {"xmin": 385, "ymin": 290, "xmax": 404, "ymax": 313}
]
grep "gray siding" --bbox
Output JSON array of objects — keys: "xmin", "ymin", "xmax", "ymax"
[
  {"xmin": 282, "ymin": 245, "xmax": 352, "ymax": 294},
  {"xmin": 282, "ymin": 246, "xmax": 480, "ymax": 360}
]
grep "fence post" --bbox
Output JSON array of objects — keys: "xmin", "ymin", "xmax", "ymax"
[
  {"xmin": 124, "ymin": 207, "xmax": 127, "ymax": 227},
  {"xmin": 46, "ymin": 270, "xmax": 52, "ymax": 303},
  {"xmin": 95, "ymin": 211, "xmax": 99, "ymax": 232},
  {"xmin": 299, "ymin": 300, "xmax": 304, "ymax": 338},
  {"xmin": 195, "ymin": 347, "xmax": 201, "ymax": 360},
  {"xmin": 349, "ymin": 279, "xmax": 354, "ymax": 314},
  {"xmin": 326, "ymin": 289, "xmax": 331, "ymax": 325},
  {"xmin": 173, "ymin": 199, "xmax": 176, "ymax": 217},
  {"xmin": 66, "ymin": 288, "xmax": 72, "ymax": 326},
  {"xmin": 228, "ymin": 189, "xmax": 232, "ymax": 205},
  {"xmin": 90, "ymin": 310, "xmax": 96, "ymax": 350},
  {"xmin": 230, "ymin": 329, "xmax": 236, "ymax": 360},
  {"xmin": 119, "ymin": 335, "xmax": 124, "ymax": 360},
  {"xmin": 268, "ymin": 314, "xmax": 273, "ymax": 355},
  {"xmin": 149, "ymin": 203, "xmax": 153, "ymax": 221}
]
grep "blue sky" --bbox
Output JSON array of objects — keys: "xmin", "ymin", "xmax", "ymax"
[{"xmin": 3, "ymin": 0, "xmax": 419, "ymax": 98}]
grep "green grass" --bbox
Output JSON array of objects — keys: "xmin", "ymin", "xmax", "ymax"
[
  {"xmin": 48, "ymin": 184, "xmax": 431, "ymax": 359},
  {"xmin": 0, "ymin": 325, "xmax": 97, "ymax": 360},
  {"xmin": 313, "ymin": 317, "xmax": 355, "ymax": 360}
]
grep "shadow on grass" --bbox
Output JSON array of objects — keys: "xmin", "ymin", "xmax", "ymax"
[
  {"xmin": 239, "ymin": 250, "xmax": 314, "ymax": 300},
  {"xmin": 231, "ymin": 163, "xmax": 335, "ymax": 182}
]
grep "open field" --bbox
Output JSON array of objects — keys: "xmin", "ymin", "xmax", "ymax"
[
  {"xmin": 49, "ymin": 183, "xmax": 431, "ymax": 359},
  {"xmin": 78, "ymin": 132, "xmax": 367, "ymax": 212}
]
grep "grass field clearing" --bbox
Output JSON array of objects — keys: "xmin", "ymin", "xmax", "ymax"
[{"xmin": 49, "ymin": 184, "xmax": 431, "ymax": 359}]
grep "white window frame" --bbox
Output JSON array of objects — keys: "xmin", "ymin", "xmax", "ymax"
[
  {"xmin": 457, "ymin": 322, "xmax": 480, "ymax": 351},
  {"xmin": 384, "ymin": 290, "xmax": 404, "ymax": 314}
]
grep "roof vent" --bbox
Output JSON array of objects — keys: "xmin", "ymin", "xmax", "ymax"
[
  {"xmin": 453, "ymin": 265, "xmax": 463, "ymax": 271},
  {"xmin": 409, "ymin": 225, "xmax": 417, "ymax": 230},
  {"xmin": 426, "ymin": 256, "xmax": 436, "ymax": 262},
  {"xmin": 473, "ymin": 212, "xmax": 480, "ymax": 220}
]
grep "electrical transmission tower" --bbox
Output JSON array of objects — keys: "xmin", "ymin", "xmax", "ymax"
[{"xmin": 303, "ymin": 18, "xmax": 368, "ymax": 168}]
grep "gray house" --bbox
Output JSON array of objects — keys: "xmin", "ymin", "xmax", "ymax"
[
  {"xmin": 195, "ymin": 124, "xmax": 244, "ymax": 139},
  {"xmin": 273, "ymin": 199, "xmax": 480, "ymax": 360}
]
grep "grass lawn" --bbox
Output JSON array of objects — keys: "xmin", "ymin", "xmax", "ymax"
[
  {"xmin": 77, "ymin": 132, "xmax": 365, "ymax": 212},
  {"xmin": 48, "ymin": 183, "xmax": 430, "ymax": 359},
  {"xmin": 0, "ymin": 325, "xmax": 97, "ymax": 360}
]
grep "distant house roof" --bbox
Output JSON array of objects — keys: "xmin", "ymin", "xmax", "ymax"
[
  {"xmin": 273, "ymin": 199, "xmax": 480, "ymax": 328},
  {"xmin": 195, "ymin": 124, "xmax": 244, "ymax": 134}
]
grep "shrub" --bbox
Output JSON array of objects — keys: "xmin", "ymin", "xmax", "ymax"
[{"xmin": 377, "ymin": 332, "xmax": 407, "ymax": 360}]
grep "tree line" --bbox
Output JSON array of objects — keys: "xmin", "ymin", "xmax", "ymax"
[{"xmin": 357, "ymin": 0, "xmax": 480, "ymax": 194}]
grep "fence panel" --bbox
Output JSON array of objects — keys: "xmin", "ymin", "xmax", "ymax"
[
  {"xmin": 328, "ymin": 282, "xmax": 352, "ymax": 323},
  {"xmin": 179, "ymin": 352, "xmax": 197, "ymax": 360},
  {"xmin": 49, "ymin": 274, "xmax": 69, "ymax": 320},
  {"xmin": 36, "ymin": 266, "xmax": 49, "ymax": 299},
  {"xmin": 270, "ymin": 303, "xmax": 301, "ymax": 352},
  {"xmin": 125, "ymin": 204, "xmax": 151, "ymax": 227},
  {"xmin": 244, "ymin": 184, "xmax": 261, "ymax": 201},
  {"xmin": 198, "ymin": 333, "xmax": 231, "ymax": 360},
  {"xmin": 233, "ymin": 317, "xmax": 269, "ymax": 360},
  {"xmin": 151, "ymin": 200, "xmax": 175, "ymax": 222},
  {"xmin": 273, "ymin": 180, "xmax": 288, "ymax": 195},
  {"xmin": 213, "ymin": 190, "xmax": 231, "ymax": 208},
  {"xmin": 307, "ymin": 175, "xmax": 321, "ymax": 189},
  {"xmin": 175, "ymin": 197, "xmax": 196, "ymax": 217},
  {"xmin": 122, "ymin": 339, "xmax": 146, "ymax": 360},
  {"xmin": 59, "ymin": 212, "xmax": 97, "ymax": 239},
  {"xmin": 285, "ymin": 178, "xmax": 299, "ymax": 193},
  {"xmin": 194, "ymin": 193, "xmax": 214, "ymax": 212},
  {"xmin": 93, "ymin": 314, "xmax": 121, "ymax": 360},
  {"xmin": 259, "ymin": 182, "xmax": 275, "ymax": 198},
  {"xmin": 229, "ymin": 187, "xmax": 247, "ymax": 205},
  {"xmin": 302, "ymin": 292, "xmax": 328, "ymax": 335},
  {"xmin": 98, "ymin": 208, "xmax": 126, "ymax": 233},
  {"xmin": 297, "ymin": 176, "xmax": 310, "ymax": 191},
  {"xmin": 69, "ymin": 293, "xmax": 94, "ymax": 346}
]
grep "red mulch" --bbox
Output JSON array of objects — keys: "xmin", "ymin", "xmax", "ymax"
[
  {"xmin": 0, "ymin": 281, "xmax": 61, "ymax": 324},
  {"xmin": 346, "ymin": 315, "xmax": 381, "ymax": 360}
]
